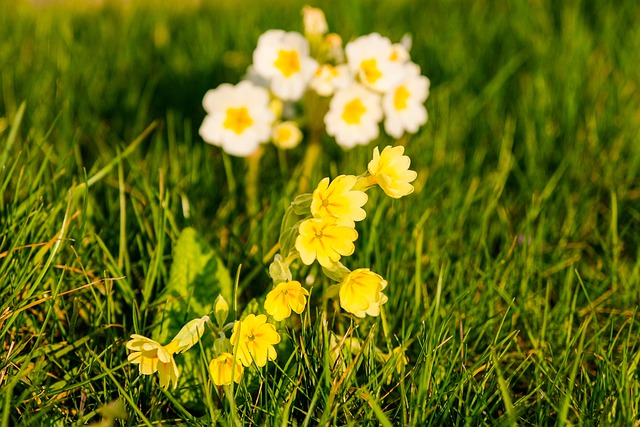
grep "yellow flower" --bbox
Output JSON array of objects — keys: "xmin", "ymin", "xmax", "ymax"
[
  {"xmin": 126, "ymin": 334, "xmax": 179, "ymax": 389},
  {"xmin": 166, "ymin": 315, "xmax": 209, "ymax": 354},
  {"xmin": 272, "ymin": 121, "xmax": 303, "ymax": 149},
  {"xmin": 368, "ymin": 145, "xmax": 417, "ymax": 198},
  {"xmin": 264, "ymin": 281, "xmax": 310, "ymax": 321},
  {"xmin": 209, "ymin": 353, "xmax": 244, "ymax": 386},
  {"xmin": 230, "ymin": 314, "xmax": 281, "ymax": 367},
  {"xmin": 310, "ymin": 175, "xmax": 368, "ymax": 227},
  {"xmin": 338, "ymin": 268, "xmax": 388, "ymax": 318},
  {"xmin": 295, "ymin": 216, "xmax": 358, "ymax": 267}
]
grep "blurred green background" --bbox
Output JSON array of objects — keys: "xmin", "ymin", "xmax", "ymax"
[{"xmin": 1, "ymin": 0, "xmax": 639, "ymax": 424}]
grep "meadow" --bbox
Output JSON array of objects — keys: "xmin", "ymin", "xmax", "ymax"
[{"xmin": 1, "ymin": 0, "xmax": 639, "ymax": 425}]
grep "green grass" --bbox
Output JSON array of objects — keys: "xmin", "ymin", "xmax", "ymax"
[{"xmin": 1, "ymin": 0, "xmax": 640, "ymax": 425}]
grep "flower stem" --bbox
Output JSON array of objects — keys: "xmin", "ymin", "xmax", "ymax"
[
  {"xmin": 246, "ymin": 146, "xmax": 264, "ymax": 221},
  {"xmin": 298, "ymin": 90, "xmax": 327, "ymax": 193},
  {"xmin": 298, "ymin": 136, "xmax": 322, "ymax": 193}
]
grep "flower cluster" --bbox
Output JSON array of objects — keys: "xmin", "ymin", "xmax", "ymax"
[
  {"xmin": 199, "ymin": 6, "xmax": 430, "ymax": 157},
  {"xmin": 267, "ymin": 144, "xmax": 417, "ymax": 319},
  {"xmin": 126, "ymin": 296, "xmax": 281, "ymax": 388},
  {"xmin": 127, "ymin": 6, "xmax": 422, "ymax": 393},
  {"xmin": 126, "ymin": 146, "xmax": 416, "ymax": 389}
]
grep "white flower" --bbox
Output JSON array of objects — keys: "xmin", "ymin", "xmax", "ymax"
[
  {"xmin": 382, "ymin": 62, "xmax": 430, "ymax": 138},
  {"xmin": 324, "ymin": 83, "xmax": 382, "ymax": 148},
  {"xmin": 272, "ymin": 121, "xmax": 302, "ymax": 149},
  {"xmin": 199, "ymin": 81, "xmax": 275, "ymax": 157},
  {"xmin": 310, "ymin": 64, "xmax": 352, "ymax": 97},
  {"xmin": 389, "ymin": 43, "xmax": 410, "ymax": 64},
  {"xmin": 345, "ymin": 33, "xmax": 405, "ymax": 93},
  {"xmin": 253, "ymin": 30, "xmax": 318, "ymax": 101}
]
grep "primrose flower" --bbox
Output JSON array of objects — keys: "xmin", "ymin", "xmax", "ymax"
[
  {"xmin": 272, "ymin": 121, "xmax": 303, "ymax": 149},
  {"xmin": 166, "ymin": 315, "xmax": 209, "ymax": 354},
  {"xmin": 382, "ymin": 62, "xmax": 430, "ymax": 138},
  {"xmin": 345, "ymin": 33, "xmax": 405, "ymax": 93},
  {"xmin": 338, "ymin": 268, "xmax": 388, "ymax": 318},
  {"xmin": 264, "ymin": 281, "xmax": 310, "ymax": 321},
  {"xmin": 295, "ymin": 216, "xmax": 358, "ymax": 267},
  {"xmin": 389, "ymin": 43, "xmax": 410, "ymax": 64},
  {"xmin": 126, "ymin": 334, "xmax": 179, "ymax": 389},
  {"xmin": 368, "ymin": 146, "xmax": 417, "ymax": 198},
  {"xmin": 199, "ymin": 80, "xmax": 275, "ymax": 157},
  {"xmin": 209, "ymin": 353, "xmax": 244, "ymax": 386},
  {"xmin": 253, "ymin": 30, "xmax": 318, "ymax": 101},
  {"xmin": 230, "ymin": 314, "xmax": 281, "ymax": 367},
  {"xmin": 324, "ymin": 83, "xmax": 382, "ymax": 148},
  {"xmin": 310, "ymin": 64, "xmax": 351, "ymax": 97},
  {"xmin": 310, "ymin": 175, "xmax": 368, "ymax": 227}
]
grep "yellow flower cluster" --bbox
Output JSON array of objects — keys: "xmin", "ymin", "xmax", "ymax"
[
  {"xmin": 126, "ymin": 297, "xmax": 283, "ymax": 389},
  {"xmin": 265, "ymin": 144, "xmax": 416, "ymax": 320},
  {"xmin": 128, "ymin": 5, "xmax": 422, "ymax": 394}
]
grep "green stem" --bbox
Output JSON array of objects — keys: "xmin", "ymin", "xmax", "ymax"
[
  {"xmin": 298, "ymin": 90, "xmax": 327, "ymax": 193},
  {"xmin": 246, "ymin": 146, "xmax": 264, "ymax": 221},
  {"xmin": 297, "ymin": 138, "xmax": 322, "ymax": 193}
]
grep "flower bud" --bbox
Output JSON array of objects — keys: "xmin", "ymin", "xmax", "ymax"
[
  {"xmin": 303, "ymin": 6, "xmax": 328, "ymax": 37},
  {"xmin": 214, "ymin": 295, "xmax": 229, "ymax": 327}
]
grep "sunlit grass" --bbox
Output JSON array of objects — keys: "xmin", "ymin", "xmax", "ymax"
[{"xmin": 1, "ymin": 0, "xmax": 639, "ymax": 425}]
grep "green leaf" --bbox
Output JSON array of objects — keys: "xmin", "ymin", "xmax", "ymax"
[{"xmin": 152, "ymin": 227, "xmax": 232, "ymax": 410}]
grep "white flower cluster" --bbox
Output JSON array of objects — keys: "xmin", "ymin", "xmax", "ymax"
[{"xmin": 199, "ymin": 7, "xmax": 430, "ymax": 156}]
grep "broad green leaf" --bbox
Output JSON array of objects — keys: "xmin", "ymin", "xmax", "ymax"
[{"xmin": 152, "ymin": 227, "xmax": 232, "ymax": 410}]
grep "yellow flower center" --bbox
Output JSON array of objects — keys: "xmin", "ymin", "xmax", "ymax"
[
  {"xmin": 247, "ymin": 334, "xmax": 256, "ymax": 341},
  {"xmin": 393, "ymin": 85, "xmax": 410, "ymax": 110},
  {"xmin": 280, "ymin": 288, "xmax": 289, "ymax": 295},
  {"xmin": 224, "ymin": 107, "xmax": 253, "ymax": 134},
  {"xmin": 321, "ymin": 198, "xmax": 329, "ymax": 207},
  {"xmin": 276, "ymin": 126, "xmax": 292, "ymax": 141},
  {"xmin": 389, "ymin": 50, "xmax": 399, "ymax": 61},
  {"xmin": 361, "ymin": 58, "xmax": 382, "ymax": 84},
  {"xmin": 315, "ymin": 230, "xmax": 324, "ymax": 238},
  {"xmin": 341, "ymin": 99, "xmax": 366, "ymax": 125},
  {"xmin": 274, "ymin": 49, "xmax": 301, "ymax": 77}
]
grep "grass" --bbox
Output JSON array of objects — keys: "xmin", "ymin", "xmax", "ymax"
[{"xmin": 1, "ymin": 0, "xmax": 640, "ymax": 425}]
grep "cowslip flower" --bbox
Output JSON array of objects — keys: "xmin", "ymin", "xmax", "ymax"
[
  {"xmin": 199, "ymin": 80, "xmax": 274, "ymax": 157},
  {"xmin": 165, "ymin": 315, "xmax": 210, "ymax": 354},
  {"xmin": 310, "ymin": 64, "xmax": 351, "ymax": 97},
  {"xmin": 126, "ymin": 334, "xmax": 179, "ymax": 389},
  {"xmin": 253, "ymin": 30, "xmax": 318, "ymax": 101},
  {"xmin": 324, "ymin": 83, "xmax": 382, "ymax": 149},
  {"xmin": 382, "ymin": 62, "xmax": 430, "ymax": 138},
  {"xmin": 230, "ymin": 314, "xmax": 281, "ymax": 367},
  {"xmin": 310, "ymin": 175, "xmax": 368, "ymax": 227},
  {"xmin": 338, "ymin": 268, "xmax": 388, "ymax": 318},
  {"xmin": 345, "ymin": 33, "xmax": 405, "ymax": 93},
  {"xmin": 272, "ymin": 121, "xmax": 303, "ymax": 149},
  {"xmin": 295, "ymin": 216, "xmax": 358, "ymax": 267},
  {"xmin": 264, "ymin": 280, "xmax": 310, "ymax": 321},
  {"xmin": 368, "ymin": 145, "xmax": 417, "ymax": 198},
  {"xmin": 209, "ymin": 353, "xmax": 244, "ymax": 386}
]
